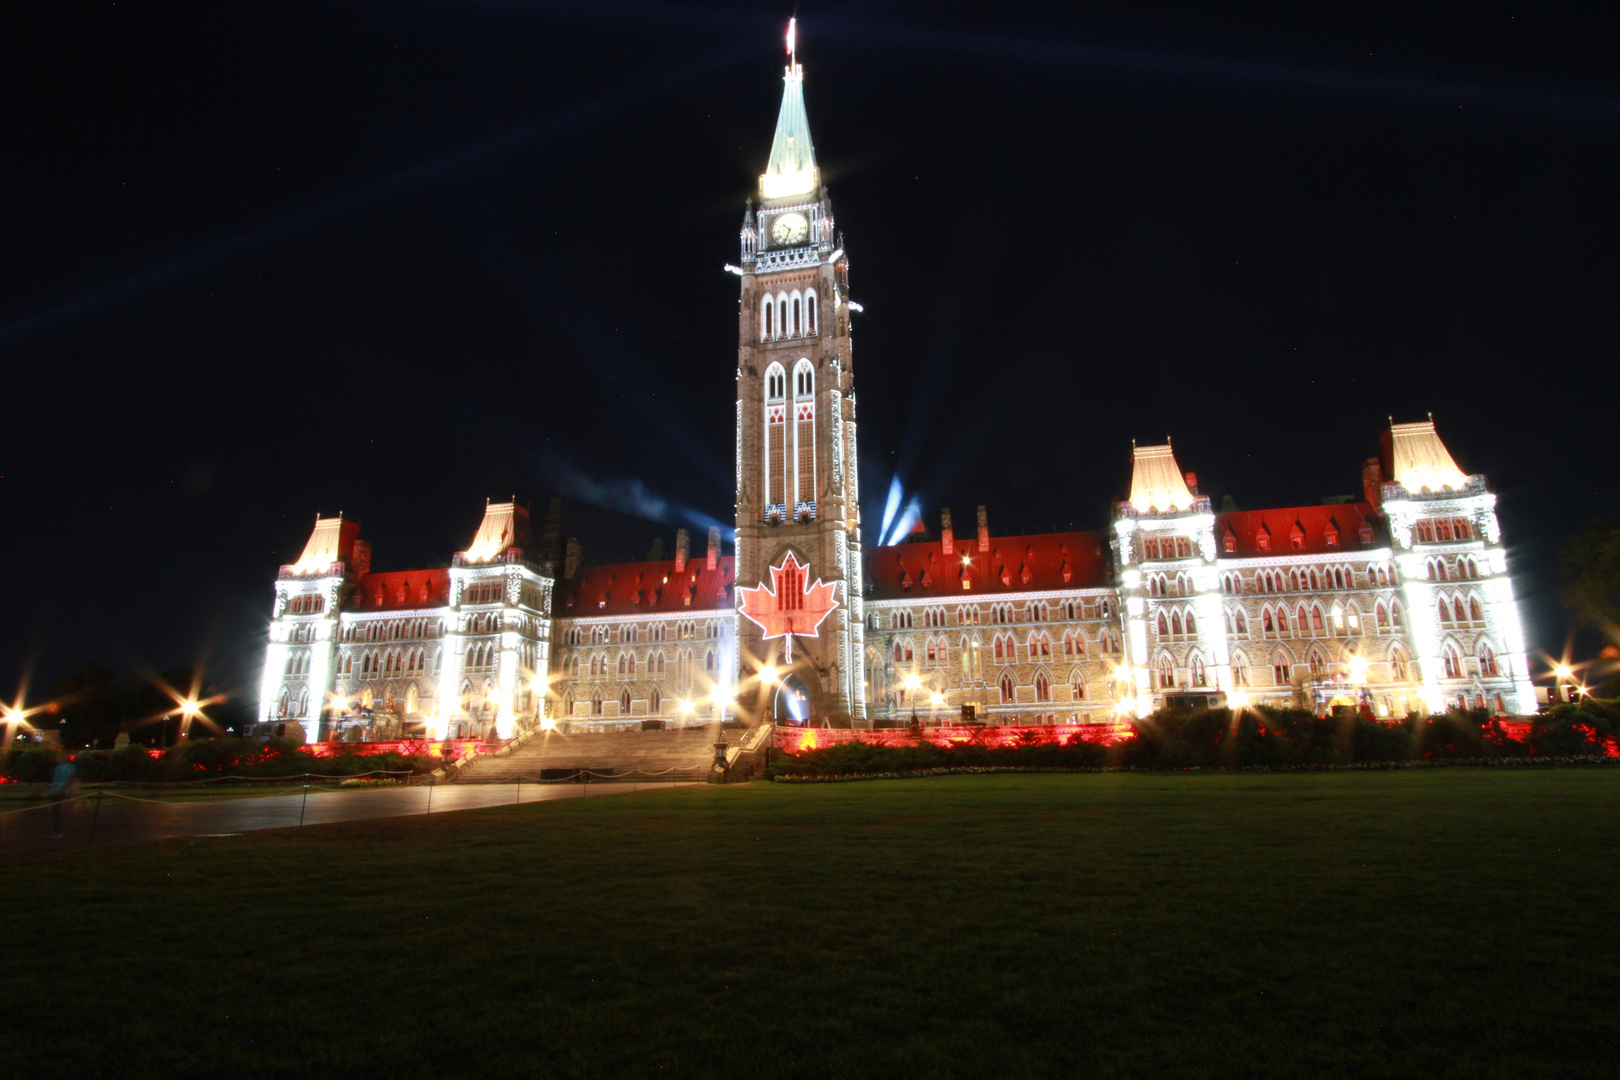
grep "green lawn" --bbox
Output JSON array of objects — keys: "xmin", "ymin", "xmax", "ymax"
[{"xmin": 3, "ymin": 771, "xmax": 1616, "ymax": 1079}]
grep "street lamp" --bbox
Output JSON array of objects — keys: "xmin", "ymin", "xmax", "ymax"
[
  {"xmin": 177, "ymin": 699, "xmax": 200, "ymax": 742},
  {"xmin": 903, "ymin": 674, "xmax": 922, "ymax": 728},
  {"xmin": 1553, "ymin": 663, "xmax": 1576, "ymax": 705}
]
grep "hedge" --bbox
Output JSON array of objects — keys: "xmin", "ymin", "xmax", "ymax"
[
  {"xmin": 2, "ymin": 738, "xmax": 441, "ymax": 784},
  {"xmin": 766, "ymin": 702, "xmax": 1620, "ymax": 779}
]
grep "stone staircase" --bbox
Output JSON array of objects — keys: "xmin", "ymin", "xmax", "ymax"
[{"xmin": 451, "ymin": 724, "xmax": 729, "ymax": 783}]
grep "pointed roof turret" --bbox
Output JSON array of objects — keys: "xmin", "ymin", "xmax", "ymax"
[
  {"xmin": 1389, "ymin": 417, "xmax": 1469, "ymax": 492},
  {"xmin": 760, "ymin": 20, "xmax": 819, "ymax": 200},
  {"xmin": 461, "ymin": 500, "xmax": 532, "ymax": 564},
  {"xmin": 288, "ymin": 514, "xmax": 362, "ymax": 577},
  {"xmin": 1129, "ymin": 443, "xmax": 1196, "ymax": 514}
]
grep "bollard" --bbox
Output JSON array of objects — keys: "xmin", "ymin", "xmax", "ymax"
[
  {"xmin": 299, "ymin": 775, "xmax": 309, "ymax": 827},
  {"xmin": 426, "ymin": 777, "xmax": 434, "ymax": 815},
  {"xmin": 515, "ymin": 774, "xmax": 522, "ymax": 806}
]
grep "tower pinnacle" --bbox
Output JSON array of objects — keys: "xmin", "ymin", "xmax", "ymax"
[{"xmin": 761, "ymin": 21, "xmax": 818, "ymax": 200}]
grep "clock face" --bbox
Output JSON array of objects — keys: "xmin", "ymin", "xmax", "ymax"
[{"xmin": 771, "ymin": 212, "xmax": 809, "ymax": 246}]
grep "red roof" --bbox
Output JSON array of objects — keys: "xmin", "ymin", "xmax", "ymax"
[
  {"xmin": 560, "ymin": 556, "xmax": 736, "ymax": 617},
  {"xmin": 1215, "ymin": 503, "xmax": 1386, "ymax": 558},
  {"xmin": 346, "ymin": 569, "xmax": 451, "ymax": 611},
  {"xmin": 866, "ymin": 531, "xmax": 1111, "ymax": 601}
]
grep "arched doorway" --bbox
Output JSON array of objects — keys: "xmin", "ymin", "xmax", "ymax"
[{"xmin": 774, "ymin": 674, "xmax": 811, "ymax": 724}]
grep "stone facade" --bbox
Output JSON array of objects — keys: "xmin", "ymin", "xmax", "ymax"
[{"xmin": 256, "ymin": 48, "xmax": 1536, "ymax": 741}]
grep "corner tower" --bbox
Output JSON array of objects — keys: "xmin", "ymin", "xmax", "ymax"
[{"xmin": 734, "ymin": 27, "xmax": 865, "ymax": 722}]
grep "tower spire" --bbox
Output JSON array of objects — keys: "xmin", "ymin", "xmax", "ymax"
[{"xmin": 761, "ymin": 21, "xmax": 818, "ymax": 200}]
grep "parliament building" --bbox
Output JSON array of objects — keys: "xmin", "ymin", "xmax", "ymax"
[{"xmin": 256, "ymin": 44, "xmax": 1536, "ymax": 741}]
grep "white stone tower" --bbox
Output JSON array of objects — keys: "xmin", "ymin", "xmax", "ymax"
[{"xmin": 733, "ymin": 26, "xmax": 866, "ymax": 723}]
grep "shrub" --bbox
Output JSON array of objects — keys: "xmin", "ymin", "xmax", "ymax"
[
  {"xmin": 3, "ymin": 746, "xmax": 65, "ymax": 783},
  {"xmin": 766, "ymin": 704, "xmax": 1612, "ymax": 779}
]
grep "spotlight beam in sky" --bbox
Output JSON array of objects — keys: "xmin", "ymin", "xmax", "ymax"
[
  {"xmin": 0, "ymin": 47, "xmax": 750, "ymax": 349},
  {"xmin": 532, "ymin": 449, "xmax": 734, "ymax": 541},
  {"xmin": 511, "ymin": 2, "xmax": 1620, "ymax": 121},
  {"xmin": 814, "ymin": 18, "xmax": 1620, "ymax": 122}
]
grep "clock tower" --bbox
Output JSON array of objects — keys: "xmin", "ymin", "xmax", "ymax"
[{"xmin": 734, "ymin": 31, "xmax": 866, "ymax": 723}]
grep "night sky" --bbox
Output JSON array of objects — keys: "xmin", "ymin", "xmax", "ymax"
[{"xmin": 7, "ymin": 2, "xmax": 1618, "ymax": 703}]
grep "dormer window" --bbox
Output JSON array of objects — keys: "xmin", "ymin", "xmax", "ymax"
[{"xmin": 1223, "ymin": 529, "xmax": 1236, "ymax": 553}]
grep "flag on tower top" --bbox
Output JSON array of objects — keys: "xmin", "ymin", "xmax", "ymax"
[{"xmin": 761, "ymin": 20, "xmax": 817, "ymax": 199}]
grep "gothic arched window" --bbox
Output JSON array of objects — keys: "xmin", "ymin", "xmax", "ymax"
[
  {"xmin": 763, "ymin": 361, "xmax": 788, "ymax": 512},
  {"xmin": 805, "ymin": 290, "xmax": 817, "ymax": 334},
  {"xmin": 792, "ymin": 359, "xmax": 816, "ymax": 515},
  {"xmin": 1272, "ymin": 653, "xmax": 1290, "ymax": 685}
]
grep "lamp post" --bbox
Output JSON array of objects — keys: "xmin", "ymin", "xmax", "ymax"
[
  {"xmin": 1554, "ymin": 663, "xmax": 1574, "ymax": 705},
  {"xmin": 178, "ymin": 699, "xmax": 200, "ymax": 742},
  {"xmin": 903, "ymin": 674, "xmax": 922, "ymax": 729},
  {"xmin": 759, "ymin": 664, "xmax": 779, "ymax": 723}
]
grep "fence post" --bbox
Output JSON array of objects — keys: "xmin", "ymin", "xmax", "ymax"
[{"xmin": 86, "ymin": 788, "xmax": 103, "ymax": 849}]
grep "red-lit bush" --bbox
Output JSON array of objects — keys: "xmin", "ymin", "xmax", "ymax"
[{"xmin": 768, "ymin": 703, "xmax": 1620, "ymax": 779}]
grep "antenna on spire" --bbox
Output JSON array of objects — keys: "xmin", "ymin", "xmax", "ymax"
[{"xmin": 786, "ymin": 17, "xmax": 797, "ymax": 66}]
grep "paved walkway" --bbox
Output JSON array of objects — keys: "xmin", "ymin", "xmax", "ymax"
[{"xmin": 0, "ymin": 781, "xmax": 693, "ymax": 856}]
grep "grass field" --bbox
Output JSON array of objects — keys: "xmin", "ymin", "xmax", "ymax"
[{"xmin": 3, "ymin": 771, "xmax": 1616, "ymax": 1079}]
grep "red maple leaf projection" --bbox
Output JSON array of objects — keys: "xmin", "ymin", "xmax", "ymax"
[{"xmin": 737, "ymin": 552, "xmax": 839, "ymax": 640}]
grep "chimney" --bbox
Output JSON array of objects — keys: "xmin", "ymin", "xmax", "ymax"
[
  {"xmin": 977, "ymin": 505, "xmax": 990, "ymax": 552},
  {"xmin": 350, "ymin": 539, "xmax": 371, "ymax": 578},
  {"xmin": 1184, "ymin": 472, "xmax": 1199, "ymax": 495},
  {"xmin": 674, "ymin": 528, "xmax": 689, "ymax": 573},
  {"xmin": 1362, "ymin": 458, "xmax": 1385, "ymax": 508},
  {"xmin": 706, "ymin": 526, "xmax": 721, "ymax": 570},
  {"xmin": 940, "ymin": 509, "xmax": 954, "ymax": 556},
  {"xmin": 564, "ymin": 537, "xmax": 581, "ymax": 580},
  {"xmin": 539, "ymin": 497, "xmax": 564, "ymax": 568}
]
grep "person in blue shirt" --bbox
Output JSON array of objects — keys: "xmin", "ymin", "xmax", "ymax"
[{"xmin": 48, "ymin": 758, "xmax": 78, "ymax": 838}]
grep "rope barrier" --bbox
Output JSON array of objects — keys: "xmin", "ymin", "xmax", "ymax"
[
  {"xmin": 0, "ymin": 794, "xmax": 89, "ymax": 817},
  {"xmin": 83, "ymin": 770, "xmax": 418, "ymax": 788}
]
